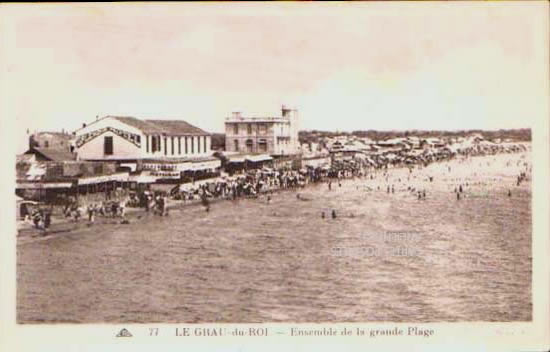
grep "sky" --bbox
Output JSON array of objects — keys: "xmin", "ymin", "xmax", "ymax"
[{"xmin": 1, "ymin": 2, "xmax": 548, "ymax": 154}]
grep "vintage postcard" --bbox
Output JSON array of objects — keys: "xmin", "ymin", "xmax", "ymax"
[{"xmin": 0, "ymin": 2, "xmax": 548, "ymax": 352}]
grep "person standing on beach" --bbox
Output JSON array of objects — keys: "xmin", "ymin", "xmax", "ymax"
[
  {"xmin": 201, "ymin": 191, "xmax": 210, "ymax": 212},
  {"xmin": 44, "ymin": 210, "xmax": 51, "ymax": 230},
  {"xmin": 119, "ymin": 199, "xmax": 126, "ymax": 218},
  {"xmin": 87, "ymin": 204, "xmax": 95, "ymax": 223},
  {"xmin": 32, "ymin": 209, "xmax": 41, "ymax": 229}
]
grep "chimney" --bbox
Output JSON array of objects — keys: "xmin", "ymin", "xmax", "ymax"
[
  {"xmin": 96, "ymin": 115, "xmax": 99, "ymax": 121},
  {"xmin": 82, "ymin": 123, "xmax": 87, "ymax": 128},
  {"xmin": 232, "ymin": 112, "xmax": 242, "ymax": 119},
  {"xmin": 282, "ymin": 105, "xmax": 291, "ymax": 118}
]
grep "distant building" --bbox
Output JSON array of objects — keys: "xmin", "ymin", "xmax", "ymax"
[
  {"xmin": 421, "ymin": 137, "xmax": 445, "ymax": 149},
  {"xmin": 29, "ymin": 131, "xmax": 74, "ymax": 152},
  {"xmin": 224, "ymin": 105, "xmax": 300, "ymax": 156},
  {"xmin": 377, "ymin": 138, "xmax": 409, "ymax": 149}
]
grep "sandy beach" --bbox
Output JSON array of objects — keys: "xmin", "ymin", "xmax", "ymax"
[{"xmin": 17, "ymin": 151, "xmax": 531, "ymax": 323}]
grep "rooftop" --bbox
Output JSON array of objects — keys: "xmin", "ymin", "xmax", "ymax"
[
  {"xmin": 145, "ymin": 119, "xmax": 209, "ymax": 136},
  {"xmin": 78, "ymin": 115, "xmax": 210, "ymax": 136},
  {"xmin": 225, "ymin": 116, "xmax": 289, "ymax": 123},
  {"xmin": 25, "ymin": 148, "xmax": 76, "ymax": 162},
  {"xmin": 33, "ymin": 131, "xmax": 73, "ymax": 139}
]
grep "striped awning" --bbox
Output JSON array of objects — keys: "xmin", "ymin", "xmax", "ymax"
[
  {"xmin": 17, "ymin": 181, "xmax": 73, "ymax": 189},
  {"xmin": 128, "ymin": 174, "xmax": 157, "ymax": 183},
  {"xmin": 245, "ymin": 154, "xmax": 273, "ymax": 162},
  {"xmin": 228, "ymin": 155, "xmax": 246, "ymax": 163},
  {"xmin": 78, "ymin": 172, "xmax": 129, "ymax": 185},
  {"xmin": 185, "ymin": 159, "xmax": 221, "ymax": 171}
]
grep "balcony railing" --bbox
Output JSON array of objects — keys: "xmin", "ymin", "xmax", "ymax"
[{"xmin": 225, "ymin": 116, "xmax": 288, "ymax": 122}]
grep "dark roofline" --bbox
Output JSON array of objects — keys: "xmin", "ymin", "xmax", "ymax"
[
  {"xmin": 33, "ymin": 131, "xmax": 73, "ymax": 137},
  {"xmin": 145, "ymin": 119, "xmax": 211, "ymax": 136},
  {"xmin": 72, "ymin": 116, "xmax": 111, "ymax": 134},
  {"xmin": 25, "ymin": 147, "xmax": 76, "ymax": 162},
  {"xmin": 73, "ymin": 115, "xmax": 210, "ymax": 136}
]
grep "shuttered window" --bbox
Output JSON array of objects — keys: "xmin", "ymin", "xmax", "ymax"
[{"xmin": 104, "ymin": 136, "xmax": 113, "ymax": 155}]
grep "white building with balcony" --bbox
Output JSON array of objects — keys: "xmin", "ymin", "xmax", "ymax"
[{"xmin": 224, "ymin": 105, "xmax": 300, "ymax": 156}]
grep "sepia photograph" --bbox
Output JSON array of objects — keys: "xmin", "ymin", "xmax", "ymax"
[{"xmin": 1, "ymin": 2, "xmax": 549, "ymax": 350}]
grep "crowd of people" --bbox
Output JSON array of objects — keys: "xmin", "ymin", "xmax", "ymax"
[{"xmin": 23, "ymin": 141, "xmax": 530, "ymax": 231}]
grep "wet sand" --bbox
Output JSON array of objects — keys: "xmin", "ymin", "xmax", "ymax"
[{"xmin": 17, "ymin": 152, "xmax": 532, "ymax": 323}]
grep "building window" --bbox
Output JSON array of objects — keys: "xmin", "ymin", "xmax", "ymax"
[
  {"xmin": 246, "ymin": 139, "xmax": 253, "ymax": 153},
  {"xmin": 185, "ymin": 136, "xmax": 188, "ymax": 154},
  {"xmin": 146, "ymin": 135, "xmax": 149, "ymax": 153},
  {"xmin": 247, "ymin": 124, "xmax": 252, "ymax": 135},
  {"xmin": 104, "ymin": 136, "xmax": 113, "ymax": 155},
  {"xmin": 44, "ymin": 141, "xmax": 49, "ymax": 148},
  {"xmin": 171, "ymin": 137, "xmax": 175, "ymax": 155},
  {"xmin": 234, "ymin": 124, "xmax": 238, "ymax": 135},
  {"xmin": 178, "ymin": 137, "xmax": 181, "ymax": 154},
  {"xmin": 203, "ymin": 136, "xmax": 207, "ymax": 153},
  {"xmin": 258, "ymin": 139, "xmax": 267, "ymax": 152},
  {"xmin": 191, "ymin": 136, "xmax": 194, "ymax": 154},
  {"xmin": 164, "ymin": 137, "xmax": 167, "ymax": 155},
  {"xmin": 152, "ymin": 135, "xmax": 159, "ymax": 153},
  {"xmin": 234, "ymin": 139, "xmax": 239, "ymax": 151}
]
